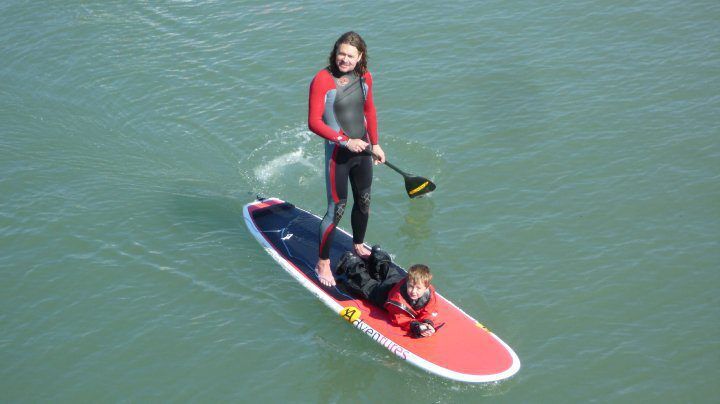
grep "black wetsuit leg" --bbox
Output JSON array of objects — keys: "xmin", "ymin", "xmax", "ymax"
[
  {"xmin": 349, "ymin": 152, "xmax": 373, "ymax": 244},
  {"xmin": 367, "ymin": 266, "xmax": 404, "ymax": 307},
  {"xmin": 318, "ymin": 144, "xmax": 373, "ymax": 259},
  {"xmin": 336, "ymin": 250, "xmax": 404, "ymax": 308}
]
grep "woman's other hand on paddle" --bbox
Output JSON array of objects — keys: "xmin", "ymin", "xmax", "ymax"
[
  {"xmin": 372, "ymin": 144, "xmax": 385, "ymax": 165},
  {"xmin": 346, "ymin": 138, "xmax": 369, "ymax": 153}
]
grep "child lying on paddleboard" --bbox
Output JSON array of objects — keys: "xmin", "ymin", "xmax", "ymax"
[{"xmin": 336, "ymin": 247, "xmax": 439, "ymax": 338}]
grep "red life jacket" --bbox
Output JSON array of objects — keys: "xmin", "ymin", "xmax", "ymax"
[{"xmin": 384, "ymin": 278, "xmax": 439, "ymax": 332}]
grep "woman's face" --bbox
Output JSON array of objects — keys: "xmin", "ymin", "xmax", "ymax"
[{"xmin": 335, "ymin": 43, "xmax": 362, "ymax": 74}]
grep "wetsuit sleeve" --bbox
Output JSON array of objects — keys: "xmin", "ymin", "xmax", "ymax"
[
  {"xmin": 308, "ymin": 70, "xmax": 349, "ymax": 143},
  {"xmin": 363, "ymin": 72, "xmax": 379, "ymax": 145}
]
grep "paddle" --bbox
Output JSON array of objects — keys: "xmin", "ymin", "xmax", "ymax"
[{"xmin": 365, "ymin": 149, "xmax": 436, "ymax": 198}]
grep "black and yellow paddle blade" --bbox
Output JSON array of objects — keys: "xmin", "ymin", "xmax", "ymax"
[
  {"xmin": 404, "ymin": 175, "xmax": 436, "ymax": 198},
  {"xmin": 371, "ymin": 155, "xmax": 436, "ymax": 199}
]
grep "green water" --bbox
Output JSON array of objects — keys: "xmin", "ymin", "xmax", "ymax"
[{"xmin": 2, "ymin": 1, "xmax": 718, "ymax": 402}]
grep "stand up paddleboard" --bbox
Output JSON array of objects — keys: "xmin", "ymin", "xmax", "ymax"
[{"xmin": 243, "ymin": 197, "xmax": 520, "ymax": 383}]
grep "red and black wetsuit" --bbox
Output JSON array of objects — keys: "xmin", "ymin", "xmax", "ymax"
[{"xmin": 308, "ymin": 68, "xmax": 379, "ymax": 259}]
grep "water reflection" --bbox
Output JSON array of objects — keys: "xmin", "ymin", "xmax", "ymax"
[{"xmin": 396, "ymin": 196, "xmax": 435, "ymax": 254}]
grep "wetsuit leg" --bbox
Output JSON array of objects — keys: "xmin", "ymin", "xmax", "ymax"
[
  {"xmin": 368, "ymin": 265, "xmax": 405, "ymax": 307},
  {"xmin": 336, "ymin": 252, "xmax": 379, "ymax": 300},
  {"xmin": 349, "ymin": 154, "xmax": 373, "ymax": 244},
  {"xmin": 319, "ymin": 143, "xmax": 349, "ymax": 259}
]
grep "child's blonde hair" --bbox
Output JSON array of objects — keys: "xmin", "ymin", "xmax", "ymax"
[{"xmin": 407, "ymin": 264, "xmax": 433, "ymax": 287}]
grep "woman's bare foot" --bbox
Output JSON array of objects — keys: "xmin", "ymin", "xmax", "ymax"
[
  {"xmin": 315, "ymin": 258, "xmax": 335, "ymax": 287},
  {"xmin": 354, "ymin": 243, "xmax": 371, "ymax": 258}
]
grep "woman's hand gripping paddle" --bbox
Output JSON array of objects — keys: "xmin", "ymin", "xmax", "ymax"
[{"xmin": 365, "ymin": 149, "xmax": 436, "ymax": 198}]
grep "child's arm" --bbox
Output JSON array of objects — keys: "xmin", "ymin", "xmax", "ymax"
[
  {"xmin": 386, "ymin": 301, "xmax": 416, "ymax": 331},
  {"xmin": 386, "ymin": 302, "xmax": 435, "ymax": 338}
]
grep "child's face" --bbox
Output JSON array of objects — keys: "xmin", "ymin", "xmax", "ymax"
[{"xmin": 406, "ymin": 279, "xmax": 429, "ymax": 301}]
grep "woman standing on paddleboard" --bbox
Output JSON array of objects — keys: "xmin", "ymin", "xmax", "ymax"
[{"xmin": 308, "ymin": 31, "xmax": 386, "ymax": 287}]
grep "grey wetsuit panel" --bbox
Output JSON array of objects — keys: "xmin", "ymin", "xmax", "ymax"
[{"xmin": 333, "ymin": 74, "xmax": 367, "ymax": 139}]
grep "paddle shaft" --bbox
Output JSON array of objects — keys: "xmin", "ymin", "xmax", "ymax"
[
  {"xmin": 363, "ymin": 149, "xmax": 411, "ymax": 177},
  {"xmin": 380, "ymin": 159, "xmax": 410, "ymax": 178}
]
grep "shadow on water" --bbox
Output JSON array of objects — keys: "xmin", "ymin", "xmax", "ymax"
[
  {"xmin": 395, "ymin": 196, "xmax": 436, "ymax": 254},
  {"xmin": 167, "ymin": 183, "xmax": 265, "ymax": 262},
  {"xmin": 169, "ymin": 185, "xmax": 246, "ymax": 232},
  {"xmin": 166, "ymin": 184, "xmax": 300, "ymax": 289}
]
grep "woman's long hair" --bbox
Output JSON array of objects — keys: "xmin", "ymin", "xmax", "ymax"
[{"xmin": 327, "ymin": 31, "xmax": 368, "ymax": 76}]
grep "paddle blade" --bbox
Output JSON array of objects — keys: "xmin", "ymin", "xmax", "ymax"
[{"xmin": 404, "ymin": 175, "xmax": 436, "ymax": 198}]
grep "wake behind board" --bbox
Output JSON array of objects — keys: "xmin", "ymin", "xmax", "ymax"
[{"xmin": 243, "ymin": 197, "xmax": 520, "ymax": 383}]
